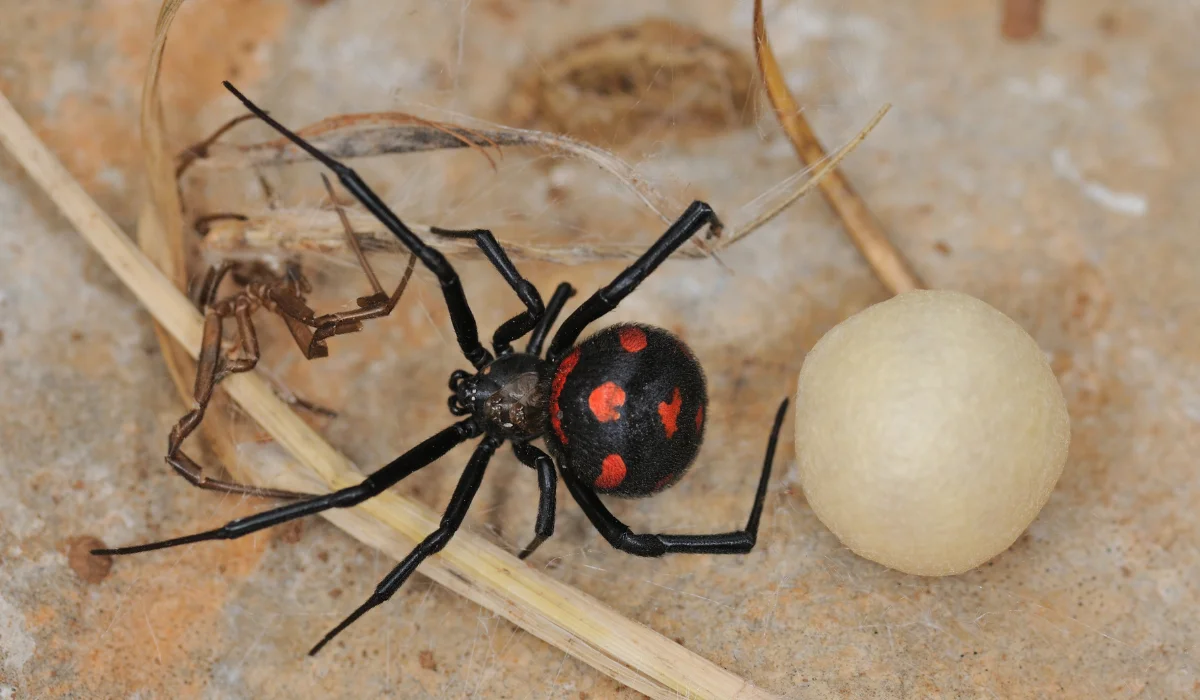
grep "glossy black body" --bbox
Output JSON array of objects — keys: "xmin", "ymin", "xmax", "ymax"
[{"xmin": 93, "ymin": 82, "xmax": 789, "ymax": 657}]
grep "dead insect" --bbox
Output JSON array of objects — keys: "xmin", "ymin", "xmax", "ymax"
[{"xmin": 166, "ymin": 174, "xmax": 417, "ymax": 499}]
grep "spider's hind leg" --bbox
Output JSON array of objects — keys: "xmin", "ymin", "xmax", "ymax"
[{"xmin": 562, "ymin": 398, "xmax": 788, "ymax": 557}]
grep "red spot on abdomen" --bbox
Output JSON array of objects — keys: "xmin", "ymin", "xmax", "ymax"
[
  {"xmin": 653, "ymin": 473, "xmax": 675, "ymax": 491},
  {"xmin": 695, "ymin": 404, "xmax": 704, "ymax": 431},
  {"xmin": 658, "ymin": 387, "xmax": 682, "ymax": 438},
  {"xmin": 596, "ymin": 454, "xmax": 627, "ymax": 489},
  {"xmin": 550, "ymin": 348, "xmax": 580, "ymax": 444},
  {"xmin": 618, "ymin": 326, "xmax": 648, "ymax": 353},
  {"xmin": 588, "ymin": 382, "xmax": 626, "ymax": 422}
]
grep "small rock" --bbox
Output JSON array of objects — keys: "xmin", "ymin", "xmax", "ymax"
[
  {"xmin": 65, "ymin": 535, "xmax": 113, "ymax": 584},
  {"xmin": 419, "ymin": 650, "xmax": 437, "ymax": 671}
]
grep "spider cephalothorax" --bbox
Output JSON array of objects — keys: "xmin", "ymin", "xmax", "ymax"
[
  {"xmin": 450, "ymin": 352, "xmax": 549, "ymax": 440},
  {"xmin": 94, "ymin": 81, "xmax": 789, "ymax": 656}
]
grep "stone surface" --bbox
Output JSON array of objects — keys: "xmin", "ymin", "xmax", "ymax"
[{"xmin": 1, "ymin": 0, "xmax": 1197, "ymax": 698}]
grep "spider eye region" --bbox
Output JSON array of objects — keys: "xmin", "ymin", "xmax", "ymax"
[
  {"xmin": 546, "ymin": 323, "xmax": 708, "ymax": 497},
  {"xmin": 457, "ymin": 353, "xmax": 549, "ymax": 440}
]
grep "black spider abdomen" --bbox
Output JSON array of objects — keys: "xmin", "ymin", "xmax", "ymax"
[{"xmin": 546, "ymin": 323, "xmax": 708, "ymax": 497}]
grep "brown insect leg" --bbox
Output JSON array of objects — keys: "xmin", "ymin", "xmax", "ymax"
[
  {"xmin": 194, "ymin": 213, "xmax": 249, "ymax": 238},
  {"xmin": 267, "ymin": 177, "xmax": 420, "ymax": 360},
  {"xmin": 301, "ymin": 237, "xmax": 418, "ymax": 352},
  {"xmin": 323, "ymin": 173, "xmax": 385, "ymax": 297},
  {"xmin": 220, "ymin": 300, "xmax": 260, "ymax": 375},
  {"xmin": 188, "ymin": 262, "xmax": 234, "ymax": 309},
  {"xmin": 165, "ymin": 306, "xmax": 310, "ymax": 500},
  {"xmin": 175, "ymin": 113, "xmax": 258, "ymax": 178},
  {"xmin": 162, "ymin": 171, "xmax": 418, "ymax": 499}
]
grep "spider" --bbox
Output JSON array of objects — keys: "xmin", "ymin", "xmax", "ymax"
[{"xmin": 95, "ymin": 81, "xmax": 790, "ymax": 657}]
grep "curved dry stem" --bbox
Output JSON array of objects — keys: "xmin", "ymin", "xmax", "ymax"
[
  {"xmin": 184, "ymin": 108, "xmax": 676, "ymax": 224},
  {"xmin": 196, "ymin": 105, "xmax": 888, "ymax": 266},
  {"xmin": 753, "ymin": 0, "xmax": 922, "ymax": 294}
]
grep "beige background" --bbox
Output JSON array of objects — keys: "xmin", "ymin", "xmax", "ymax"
[{"xmin": 0, "ymin": 0, "xmax": 1197, "ymax": 697}]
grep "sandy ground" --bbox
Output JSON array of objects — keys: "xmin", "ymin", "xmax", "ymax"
[{"xmin": 1, "ymin": 0, "xmax": 1197, "ymax": 697}]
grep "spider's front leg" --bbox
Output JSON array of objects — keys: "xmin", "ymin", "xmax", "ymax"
[
  {"xmin": 562, "ymin": 399, "xmax": 788, "ymax": 557},
  {"xmin": 430, "ymin": 226, "xmax": 544, "ymax": 356},
  {"xmin": 224, "ymin": 81, "xmax": 496, "ymax": 369},
  {"xmin": 546, "ymin": 201, "xmax": 722, "ymax": 362}
]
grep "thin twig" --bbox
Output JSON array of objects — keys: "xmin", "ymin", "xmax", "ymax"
[
  {"xmin": 0, "ymin": 14, "xmax": 777, "ymax": 700},
  {"xmin": 176, "ymin": 102, "xmax": 733, "ymax": 261},
  {"xmin": 753, "ymin": 0, "xmax": 924, "ymax": 295},
  {"xmin": 179, "ymin": 71, "xmax": 885, "ymax": 268},
  {"xmin": 185, "ymin": 109, "xmax": 677, "ymax": 224}
]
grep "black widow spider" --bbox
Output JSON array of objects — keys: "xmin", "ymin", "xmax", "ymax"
[{"xmin": 94, "ymin": 81, "xmax": 789, "ymax": 656}]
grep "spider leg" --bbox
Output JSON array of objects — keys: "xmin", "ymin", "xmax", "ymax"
[
  {"xmin": 223, "ymin": 81, "xmax": 493, "ymax": 369},
  {"xmin": 511, "ymin": 441, "xmax": 558, "ymax": 560},
  {"xmin": 430, "ymin": 227, "xmax": 544, "ymax": 356},
  {"xmin": 546, "ymin": 201, "xmax": 722, "ymax": 362},
  {"xmin": 320, "ymin": 171, "xmax": 422, "ymax": 324},
  {"xmin": 94, "ymin": 419, "xmax": 478, "ymax": 557},
  {"xmin": 526, "ymin": 282, "xmax": 575, "ymax": 357},
  {"xmin": 176, "ymin": 112, "xmax": 257, "ymax": 178},
  {"xmin": 562, "ymin": 398, "xmax": 788, "ymax": 557},
  {"xmin": 188, "ymin": 262, "xmax": 233, "ymax": 309},
  {"xmin": 309, "ymin": 434, "xmax": 501, "ymax": 655},
  {"xmin": 254, "ymin": 175, "xmax": 421, "ymax": 362},
  {"xmin": 165, "ymin": 301, "xmax": 311, "ymax": 500},
  {"xmin": 323, "ymin": 173, "xmax": 387, "ymax": 298},
  {"xmin": 270, "ymin": 252, "xmax": 420, "ymax": 360}
]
